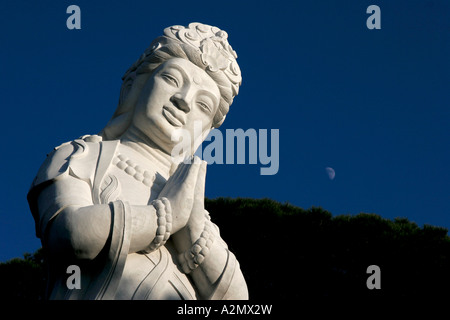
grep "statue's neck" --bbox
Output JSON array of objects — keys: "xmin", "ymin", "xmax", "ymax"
[{"xmin": 119, "ymin": 126, "xmax": 173, "ymax": 177}]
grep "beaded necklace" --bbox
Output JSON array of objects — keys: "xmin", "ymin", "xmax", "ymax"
[{"xmin": 112, "ymin": 153, "xmax": 156, "ymax": 187}]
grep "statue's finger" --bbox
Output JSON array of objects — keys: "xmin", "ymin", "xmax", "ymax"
[
  {"xmin": 195, "ymin": 160, "xmax": 207, "ymax": 198},
  {"xmin": 182, "ymin": 158, "xmax": 201, "ymax": 189}
]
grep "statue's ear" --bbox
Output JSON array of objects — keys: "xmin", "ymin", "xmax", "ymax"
[
  {"xmin": 213, "ymin": 115, "xmax": 226, "ymax": 128},
  {"xmin": 118, "ymin": 73, "xmax": 151, "ymax": 113},
  {"xmin": 101, "ymin": 73, "xmax": 151, "ymax": 140},
  {"xmin": 119, "ymin": 72, "xmax": 136, "ymax": 106}
]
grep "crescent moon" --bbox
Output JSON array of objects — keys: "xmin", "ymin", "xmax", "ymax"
[{"xmin": 325, "ymin": 167, "xmax": 335, "ymax": 180}]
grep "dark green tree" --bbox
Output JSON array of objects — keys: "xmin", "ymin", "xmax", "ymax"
[
  {"xmin": 0, "ymin": 247, "xmax": 46, "ymax": 300},
  {"xmin": 2, "ymin": 198, "xmax": 449, "ymax": 299},
  {"xmin": 205, "ymin": 197, "xmax": 450, "ymax": 299}
]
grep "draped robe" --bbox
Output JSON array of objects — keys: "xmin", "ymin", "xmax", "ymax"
[{"xmin": 27, "ymin": 135, "xmax": 241, "ymax": 300}]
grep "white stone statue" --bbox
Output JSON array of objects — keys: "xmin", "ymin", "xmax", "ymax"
[{"xmin": 27, "ymin": 22, "xmax": 248, "ymax": 300}]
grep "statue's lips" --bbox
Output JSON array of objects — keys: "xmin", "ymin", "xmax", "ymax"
[{"xmin": 162, "ymin": 106, "xmax": 185, "ymax": 127}]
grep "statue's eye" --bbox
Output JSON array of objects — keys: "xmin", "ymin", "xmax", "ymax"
[
  {"xmin": 197, "ymin": 101, "xmax": 212, "ymax": 113},
  {"xmin": 161, "ymin": 73, "xmax": 179, "ymax": 87}
]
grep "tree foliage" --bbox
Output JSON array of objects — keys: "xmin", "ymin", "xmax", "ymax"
[
  {"xmin": 0, "ymin": 247, "xmax": 46, "ymax": 300},
  {"xmin": 1, "ymin": 197, "xmax": 449, "ymax": 299},
  {"xmin": 205, "ymin": 197, "xmax": 450, "ymax": 299}
]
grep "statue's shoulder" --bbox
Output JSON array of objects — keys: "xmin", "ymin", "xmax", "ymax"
[{"xmin": 30, "ymin": 135, "xmax": 111, "ymax": 189}]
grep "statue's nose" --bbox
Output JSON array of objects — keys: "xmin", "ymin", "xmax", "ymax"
[{"xmin": 170, "ymin": 92, "xmax": 191, "ymax": 113}]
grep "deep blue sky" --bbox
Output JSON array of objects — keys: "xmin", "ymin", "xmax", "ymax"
[{"xmin": 1, "ymin": 0, "xmax": 449, "ymax": 261}]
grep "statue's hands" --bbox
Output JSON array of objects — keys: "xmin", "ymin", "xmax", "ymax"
[
  {"xmin": 158, "ymin": 158, "xmax": 201, "ymax": 233},
  {"xmin": 187, "ymin": 160, "xmax": 208, "ymax": 237},
  {"xmin": 169, "ymin": 159, "xmax": 208, "ymax": 253}
]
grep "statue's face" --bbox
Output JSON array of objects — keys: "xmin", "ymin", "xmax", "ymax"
[{"xmin": 132, "ymin": 58, "xmax": 221, "ymax": 155}]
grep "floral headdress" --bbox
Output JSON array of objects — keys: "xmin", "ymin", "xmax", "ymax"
[{"xmin": 102, "ymin": 23, "xmax": 241, "ymax": 140}]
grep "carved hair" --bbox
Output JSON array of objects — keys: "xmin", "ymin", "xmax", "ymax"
[{"xmin": 101, "ymin": 23, "xmax": 241, "ymax": 140}]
